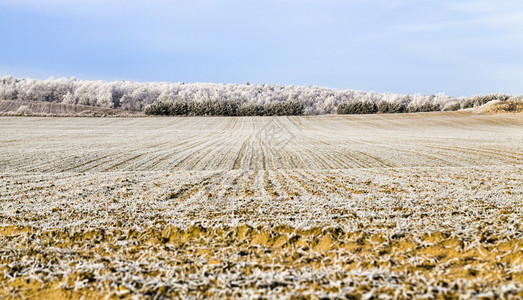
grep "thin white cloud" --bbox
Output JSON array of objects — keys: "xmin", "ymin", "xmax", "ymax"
[{"xmin": 446, "ymin": 0, "xmax": 523, "ymax": 13}]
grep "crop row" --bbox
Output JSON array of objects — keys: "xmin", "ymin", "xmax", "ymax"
[{"xmin": 1, "ymin": 166, "xmax": 522, "ymax": 298}]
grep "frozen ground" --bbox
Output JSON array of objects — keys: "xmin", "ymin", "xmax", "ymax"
[{"xmin": 0, "ymin": 112, "xmax": 522, "ymax": 298}]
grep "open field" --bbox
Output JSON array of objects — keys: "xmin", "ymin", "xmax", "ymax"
[{"xmin": 1, "ymin": 112, "xmax": 522, "ymax": 298}]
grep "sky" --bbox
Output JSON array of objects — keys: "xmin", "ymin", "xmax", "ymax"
[{"xmin": 1, "ymin": 0, "xmax": 523, "ymax": 96}]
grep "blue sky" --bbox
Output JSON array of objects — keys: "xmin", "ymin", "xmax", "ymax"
[{"xmin": 1, "ymin": 0, "xmax": 522, "ymax": 96}]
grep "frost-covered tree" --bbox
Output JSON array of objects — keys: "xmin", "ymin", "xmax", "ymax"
[{"xmin": 0, "ymin": 75, "xmax": 509, "ymax": 115}]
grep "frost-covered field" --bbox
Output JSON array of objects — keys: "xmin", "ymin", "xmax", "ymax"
[{"xmin": 1, "ymin": 112, "xmax": 522, "ymax": 299}]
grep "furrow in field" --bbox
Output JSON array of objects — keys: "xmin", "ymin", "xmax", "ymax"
[
  {"xmin": 217, "ymin": 171, "xmax": 247, "ymax": 198},
  {"xmin": 426, "ymin": 145, "xmax": 523, "ymax": 165},
  {"xmin": 62, "ymin": 142, "xmax": 169, "ymax": 172},
  {"xmin": 72, "ymin": 155, "xmax": 129, "ymax": 173},
  {"xmin": 165, "ymin": 135, "xmax": 219, "ymax": 170},
  {"xmin": 278, "ymin": 170, "xmax": 315, "ymax": 198},
  {"xmin": 165, "ymin": 172, "xmax": 222, "ymax": 203},
  {"xmin": 238, "ymin": 170, "xmax": 257, "ymax": 198},
  {"xmin": 4, "ymin": 150, "xmax": 110, "ymax": 173},
  {"xmin": 331, "ymin": 149, "xmax": 376, "ymax": 169},
  {"xmin": 101, "ymin": 153, "xmax": 149, "ymax": 172},
  {"xmin": 343, "ymin": 139, "xmax": 465, "ymax": 168},
  {"xmin": 197, "ymin": 130, "xmax": 252, "ymax": 170},
  {"xmin": 305, "ymin": 148, "xmax": 339, "ymax": 169},
  {"xmin": 271, "ymin": 170, "xmax": 302, "ymax": 199},
  {"xmin": 282, "ymin": 170, "xmax": 326, "ymax": 197},
  {"xmin": 276, "ymin": 143, "xmax": 303, "ymax": 169},
  {"xmin": 131, "ymin": 140, "xmax": 194, "ymax": 171},
  {"xmin": 232, "ymin": 133, "xmax": 255, "ymax": 170},
  {"xmin": 175, "ymin": 133, "xmax": 239, "ymax": 170},
  {"xmin": 236, "ymin": 138, "xmax": 256, "ymax": 170},
  {"xmin": 309, "ymin": 146, "xmax": 367, "ymax": 169},
  {"xmin": 300, "ymin": 169, "xmax": 352, "ymax": 198},
  {"xmin": 350, "ymin": 150, "xmax": 394, "ymax": 168},
  {"xmin": 147, "ymin": 134, "xmax": 218, "ymax": 170},
  {"xmin": 104, "ymin": 140, "xmax": 203, "ymax": 172},
  {"xmin": 318, "ymin": 171, "xmax": 360, "ymax": 198}
]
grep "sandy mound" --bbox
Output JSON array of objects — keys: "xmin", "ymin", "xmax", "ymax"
[{"xmin": 474, "ymin": 98, "xmax": 523, "ymax": 114}]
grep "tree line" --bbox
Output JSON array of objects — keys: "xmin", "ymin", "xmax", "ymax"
[{"xmin": 0, "ymin": 75, "xmax": 517, "ymax": 116}]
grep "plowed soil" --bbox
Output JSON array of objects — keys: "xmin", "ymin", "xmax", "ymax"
[{"xmin": 1, "ymin": 112, "xmax": 522, "ymax": 299}]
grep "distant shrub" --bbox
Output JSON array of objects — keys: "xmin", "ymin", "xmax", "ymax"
[
  {"xmin": 262, "ymin": 101, "xmax": 304, "ymax": 116},
  {"xmin": 148, "ymin": 94, "xmax": 518, "ymax": 116},
  {"xmin": 376, "ymin": 100, "xmax": 407, "ymax": 114},
  {"xmin": 144, "ymin": 100, "xmax": 303, "ymax": 116},
  {"xmin": 144, "ymin": 101, "xmax": 173, "ymax": 115},
  {"xmin": 504, "ymin": 97, "xmax": 523, "ymax": 113},
  {"xmin": 336, "ymin": 101, "xmax": 377, "ymax": 114},
  {"xmin": 460, "ymin": 94, "xmax": 511, "ymax": 109},
  {"xmin": 237, "ymin": 103, "xmax": 264, "ymax": 116},
  {"xmin": 337, "ymin": 99, "xmax": 444, "ymax": 115},
  {"xmin": 170, "ymin": 102, "xmax": 189, "ymax": 115},
  {"xmin": 474, "ymin": 96, "xmax": 523, "ymax": 114},
  {"xmin": 211, "ymin": 100, "xmax": 239, "ymax": 116},
  {"xmin": 405, "ymin": 102, "xmax": 442, "ymax": 113},
  {"xmin": 443, "ymin": 102, "xmax": 461, "ymax": 111}
]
